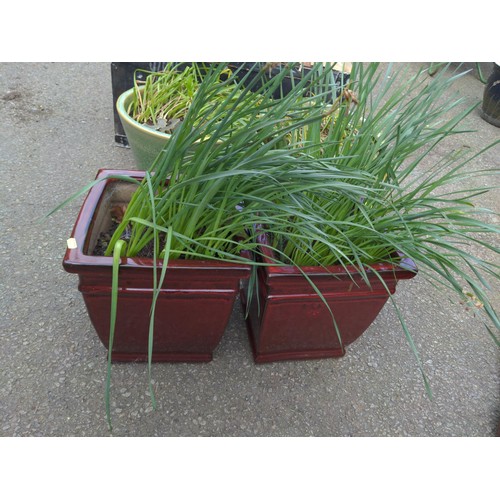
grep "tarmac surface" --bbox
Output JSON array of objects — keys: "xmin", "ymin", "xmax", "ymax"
[{"xmin": 0, "ymin": 62, "xmax": 499, "ymax": 437}]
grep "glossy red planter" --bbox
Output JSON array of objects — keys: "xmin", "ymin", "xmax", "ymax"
[
  {"xmin": 63, "ymin": 169, "xmax": 251, "ymax": 362},
  {"xmin": 241, "ymin": 234, "xmax": 417, "ymax": 363}
]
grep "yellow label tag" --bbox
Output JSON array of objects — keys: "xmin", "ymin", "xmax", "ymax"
[{"xmin": 67, "ymin": 238, "xmax": 77, "ymax": 249}]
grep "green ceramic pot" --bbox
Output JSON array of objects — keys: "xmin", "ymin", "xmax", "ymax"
[{"xmin": 116, "ymin": 87, "xmax": 172, "ymax": 169}]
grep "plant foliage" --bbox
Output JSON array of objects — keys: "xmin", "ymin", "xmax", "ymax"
[{"xmin": 54, "ymin": 62, "xmax": 500, "ymax": 428}]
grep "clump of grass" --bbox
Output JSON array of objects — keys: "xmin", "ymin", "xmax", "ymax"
[
  {"xmin": 52, "ymin": 62, "xmax": 499, "ymax": 428},
  {"xmin": 111, "ymin": 63, "xmax": 499, "ymax": 348},
  {"xmin": 127, "ymin": 63, "xmax": 248, "ymax": 133},
  {"xmin": 275, "ymin": 65, "xmax": 499, "ymax": 292},
  {"xmin": 268, "ymin": 63, "xmax": 500, "ymax": 373}
]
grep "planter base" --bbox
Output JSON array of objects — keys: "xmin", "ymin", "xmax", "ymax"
[{"xmin": 110, "ymin": 351, "xmax": 213, "ymax": 363}]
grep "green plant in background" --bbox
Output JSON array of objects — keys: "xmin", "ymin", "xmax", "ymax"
[{"xmin": 127, "ymin": 62, "xmax": 248, "ymax": 134}]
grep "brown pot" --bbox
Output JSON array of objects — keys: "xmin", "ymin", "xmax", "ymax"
[
  {"xmin": 241, "ymin": 233, "xmax": 417, "ymax": 362},
  {"xmin": 63, "ymin": 169, "xmax": 250, "ymax": 362}
]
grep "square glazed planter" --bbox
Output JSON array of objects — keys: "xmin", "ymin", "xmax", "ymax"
[
  {"xmin": 63, "ymin": 169, "xmax": 251, "ymax": 362},
  {"xmin": 241, "ymin": 233, "xmax": 417, "ymax": 363}
]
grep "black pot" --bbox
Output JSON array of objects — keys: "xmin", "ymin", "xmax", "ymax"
[
  {"xmin": 227, "ymin": 62, "xmax": 349, "ymax": 101},
  {"xmin": 480, "ymin": 62, "xmax": 500, "ymax": 127}
]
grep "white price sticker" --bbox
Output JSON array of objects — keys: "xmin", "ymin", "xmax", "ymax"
[{"xmin": 67, "ymin": 238, "xmax": 78, "ymax": 249}]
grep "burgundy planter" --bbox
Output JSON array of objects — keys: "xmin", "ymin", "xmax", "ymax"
[
  {"xmin": 241, "ymin": 234, "xmax": 417, "ymax": 363},
  {"xmin": 63, "ymin": 169, "xmax": 250, "ymax": 362}
]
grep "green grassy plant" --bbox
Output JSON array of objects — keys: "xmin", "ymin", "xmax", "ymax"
[
  {"xmin": 110, "ymin": 62, "xmax": 498, "ymax": 397},
  {"xmin": 52, "ymin": 62, "xmax": 499, "ymax": 429},
  {"xmin": 271, "ymin": 63, "xmax": 500, "ymax": 391},
  {"xmin": 127, "ymin": 62, "xmax": 247, "ymax": 133},
  {"xmin": 274, "ymin": 64, "xmax": 499, "ymax": 334}
]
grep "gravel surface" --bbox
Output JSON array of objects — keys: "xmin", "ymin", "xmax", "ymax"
[{"xmin": 0, "ymin": 62, "xmax": 499, "ymax": 437}]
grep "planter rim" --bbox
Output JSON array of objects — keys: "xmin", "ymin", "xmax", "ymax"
[
  {"xmin": 116, "ymin": 86, "xmax": 222, "ymax": 151},
  {"xmin": 255, "ymin": 232, "xmax": 417, "ymax": 279},
  {"xmin": 116, "ymin": 87, "xmax": 173, "ymax": 142},
  {"xmin": 63, "ymin": 168, "xmax": 251, "ymax": 274}
]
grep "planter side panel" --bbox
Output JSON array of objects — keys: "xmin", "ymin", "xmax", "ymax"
[
  {"xmin": 82, "ymin": 286, "xmax": 237, "ymax": 362},
  {"xmin": 242, "ymin": 265, "xmax": 412, "ymax": 363}
]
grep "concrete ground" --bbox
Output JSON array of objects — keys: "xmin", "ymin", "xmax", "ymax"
[{"xmin": 0, "ymin": 62, "xmax": 499, "ymax": 437}]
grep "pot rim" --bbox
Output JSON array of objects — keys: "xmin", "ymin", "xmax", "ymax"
[
  {"xmin": 254, "ymin": 231, "xmax": 417, "ymax": 280},
  {"xmin": 116, "ymin": 87, "xmax": 173, "ymax": 141}
]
